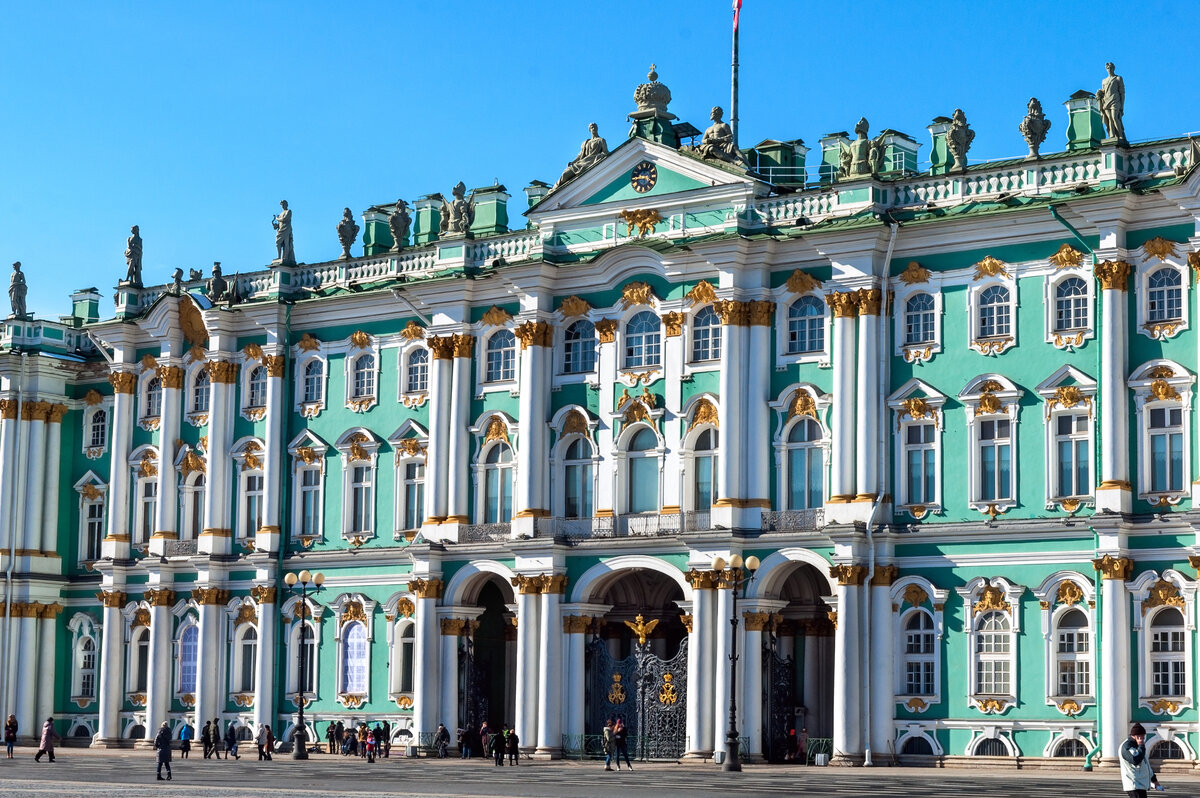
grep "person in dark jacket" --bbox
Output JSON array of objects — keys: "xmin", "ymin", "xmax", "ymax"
[
  {"xmin": 612, "ymin": 718, "xmax": 632, "ymax": 770},
  {"xmin": 489, "ymin": 727, "xmax": 505, "ymax": 766},
  {"xmin": 224, "ymin": 723, "xmax": 240, "ymax": 759},
  {"xmin": 212, "ymin": 718, "xmax": 224, "ymax": 759},
  {"xmin": 1120, "ymin": 722, "xmax": 1162, "ymax": 797},
  {"xmin": 506, "ymin": 727, "xmax": 520, "ymax": 766},
  {"xmin": 382, "ymin": 720, "xmax": 391, "ymax": 758},
  {"xmin": 200, "ymin": 720, "xmax": 212, "ymax": 758},
  {"xmin": 4, "ymin": 715, "xmax": 17, "ymax": 759},
  {"xmin": 154, "ymin": 722, "xmax": 173, "ymax": 781}
]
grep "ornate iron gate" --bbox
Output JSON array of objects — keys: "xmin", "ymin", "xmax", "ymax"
[
  {"xmin": 762, "ymin": 642, "xmax": 796, "ymax": 763},
  {"xmin": 585, "ymin": 637, "xmax": 688, "ymax": 759},
  {"xmin": 458, "ymin": 636, "xmax": 489, "ymax": 731}
]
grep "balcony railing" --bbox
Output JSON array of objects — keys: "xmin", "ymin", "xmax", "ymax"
[
  {"xmin": 461, "ymin": 523, "xmax": 511, "ymax": 542},
  {"xmin": 163, "ymin": 539, "xmax": 198, "ymax": 557},
  {"xmin": 537, "ymin": 511, "xmax": 713, "ymax": 542},
  {"xmin": 760, "ymin": 508, "xmax": 825, "ymax": 532}
]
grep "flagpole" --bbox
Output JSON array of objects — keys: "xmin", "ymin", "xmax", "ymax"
[{"xmin": 731, "ymin": 0, "xmax": 740, "ymax": 149}]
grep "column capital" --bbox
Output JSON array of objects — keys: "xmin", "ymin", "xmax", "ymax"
[
  {"xmin": 47, "ymin": 403, "xmax": 69, "ymax": 423},
  {"xmin": 855, "ymin": 288, "xmax": 883, "ymax": 316},
  {"xmin": 108, "ymin": 371, "xmax": 138, "ymax": 394},
  {"xmin": 263, "ymin": 355, "xmax": 287, "ymax": 377},
  {"xmin": 514, "ymin": 321, "xmax": 554, "ymax": 349},
  {"xmin": 742, "ymin": 611, "xmax": 770, "ymax": 631},
  {"xmin": 1094, "ymin": 259, "xmax": 1132, "ymax": 291},
  {"xmin": 451, "ymin": 333, "xmax": 476, "ymax": 358},
  {"xmin": 686, "ymin": 568, "xmax": 721, "ymax": 589},
  {"xmin": 97, "ymin": 590, "xmax": 127, "ymax": 608},
  {"xmin": 206, "ymin": 360, "xmax": 238, "ymax": 384},
  {"xmin": 36, "ymin": 602, "xmax": 64, "ymax": 619},
  {"xmin": 144, "ymin": 588, "xmax": 176, "ymax": 606},
  {"xmin": 594, "ymin": 319, "xmax": 617, "ymax": 343},
  {"xmin": 826, "ymin": 291, "xmax": 861, "ymax": 318},
  {"xmin": 156, "ymin": 365, "xmax": 185, "ymax": 389},
  {"xmin": 871, "ymin": 564, "xmax": 900, "ymax": 586},
  {"xmin": 829, "ymin": 564, "xmax": 869, "ymax": 585},
  {"xmin": 429, "ymin": 336, "xmax": 456, "ymax": 359},
  {"xmin": 21, "ymin": 400, "xmax": 51, "ymax": 421},
  {"xmin": 1093, "ymin": 554, "xmax": 1135, "ymax": 581},
  {"xmin": 249, "ymin": 585, "xmax": 278, "ymax": 604},
  {"xmin": 192, "ymin": 587, "xmax": 231, "ymax": 605},
  {"xmin": 747, "ymin": 300, "xmax": 775, "ymax": 326},
  {"xmin": 511, "ymin": 574, "xmax": 545, "ymax": 594},
  {"xmin": 440, "ymin": 618, "xmax": 469, "ymax": 636},
  {"xmin": 713, "ymin": 299, "xmax": 751, "ymax": 326},
  {"xmin": 408, "ymin": 577, "xmax": 444, "ymax": 599}
]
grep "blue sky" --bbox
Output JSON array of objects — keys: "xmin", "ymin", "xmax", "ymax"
[{"xmin": 2, "ymin": 0, "xmax": 1196, "ymax": 318}]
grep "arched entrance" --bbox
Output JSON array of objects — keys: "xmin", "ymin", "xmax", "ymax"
[
  {"xmin": 585, "ymin": 568, "xmax": 688, "ymax": 759},
  {"xmin": 459, "ymin": 575, "xmax": 515, "ymax": 732}
]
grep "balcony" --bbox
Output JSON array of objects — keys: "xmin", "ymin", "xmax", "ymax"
[
  {"xmin": 760, "ymin": 508, "xmax": 825, "ymax": 532},
  {"xmin": 536, "ymin": 511, "xmax": 712, "ymax": 542},
  {"xmin": 163, "ymin": 539, "xmax": 198, "ymax": 557},
  {"xmin": 461, "ymin": 523, "xmax": 512, "ymax": 542}
]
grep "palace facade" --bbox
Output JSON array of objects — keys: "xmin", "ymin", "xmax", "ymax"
[{"xmin": 3, "ymin": 67, "xmax": 1200, "ymax": 767}]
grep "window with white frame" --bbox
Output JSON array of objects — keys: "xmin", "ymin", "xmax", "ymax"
[
  {"xmin": 902, "ymin": 610, "xmax": 936, "ymax": 696},
  {"xmin": 350, "ymin": 354, "xmax": 375, "ymax": 399},
  {"xmin": 290, "ymin": 623, "xmax": 316, "ymax": 694},
  {"xmin": 561, "ymin": 438, "xmax": 593, "ymax": 518},
  {"xmin": 348, "ymin": 463, "xmax": 373, "ymax": 534},
  {"xmin": 81, "ymin": 491, "xmax": 105, "ymax": 562},
  {"xmin": 975, "ymin": 611, "xmax": 1011, "ymax": 696},
  {"xmin": 135, "ymin": 477, "xmax": 158, "ymax": 545},
  {"xmin": 903, "ymin": 422, "xmax": 936, "ymax": 506},
  {"xmin": 625, "ymin": 427, "xmax": 660, "ymax": 513},
  {"xmin": 905, "ymin": 293, "xmax": 936, "ymax": 345},
  {"xmin": 87, "ymin": 408, "xmax": 108, "ymax": 449},
  {"xmin": 303, "ymin": 359, "xmax": 325, "ymax": 404},
  {"xmin": 246, "ymin": 365, "xmax": 267, "ymax": 408},
  {"xmin": 624, "ymin": 312, "xmax": 661, "ymax": 369},
  {"xmin": 143, "ymin": 376, "xmax": 162, "ymax": 419},
  {"xmin": 297, "ymin": 465, "xmax": 322, "ymax": 539},
  {"xmin": 1054, "ymin": 739, "xmax": 1088, "ymax": 758},
  {"xmin": 239, "ymin": 471, "xmax": 263, "ymax": 538},
  {"xmin": 691, "ymin": 306, "xmax": 721, "ymax": 362},
  {"xmin": 75, "ymin": 637, "xmax": 97, "ymax": 699},
  {"xmin": 397, "ymin": 624, "xmax": 414, "ymax": 693},
  {"xmin": 977, "ymin": 285, "xmax": 1011, "ymax": 339},
  {"xmin": 234, "ymin": 625, "xmax": 257, "ymax": 693},
  {"xmin": 1054, "ymin": 277, "xmax": 1089, "ymax": 332},
  {"xmin": 181, "ymin": 472, "xmax": 205, "ymax": 540},
  {"xmin": 485, "ymin": 330, "xmax": 516, "ymax": 382},
  {"xmin": 191, "ymin": 368, "xmax": 211, "ymax": 415},
  {"xmin": 1150, "ymin": 607, "xmax": 1187, "ymax": 697},
  {"xmin": 481, "ymin": 443, "xmax": 514, "ymax": 523},
  {"xmin": 978, "ymin": 418, "xmax": 1013, "ymax": 502},
  {"xmin": 131, "ymin": 626, "xmax": 150, "ymax": 693},
  {"xmin": 787, "ymin": 297, "xmax": 824, "ymax": 354},
  {"xmin": 1055, "ymin": 608, "xmax": 1091, "ymax": 697},
  {"xmin": 1148, "ymin": 267, "xmax": 1183, "ymax": 323},
  {"xmin": 405, "ymin": 349, "xmax": 429, "ymax": 394},
  {"xmin": 341, "ymin": 622, "xmax": 369, "ymax": 694},
  {"xmin": 563, "ymin": 320, "xmax": 597, "ymax": 374},
  {"xmin": 1148, "ymin": 405, "xmax": 1184, "ymax": 494},
  {"xmin": 1053, "ymin": 413, "xmax": 1091, "ymax": 499},
  {"xmin": 400, "ymin": 460, "xmax": 425, "ymax": 531},
  {"xmin": 178, "ymin": 624, "xmax": 198, "ymax": 694},
  {"xmin": 786, "ymin": 419, "xmax": 824, "ymax": 509},
  {"xmin": 691, "ymin": 428, "xmax": 718, "ymax": 512}
]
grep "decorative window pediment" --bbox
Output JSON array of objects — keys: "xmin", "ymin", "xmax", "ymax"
[
  {"xmin": 891, "ymin": 576, "xmax": 949, "ymax": 712},
  {"xmin": 959, "ymin": 376, "xmax": 1023, "ymax": 515},
  {"xmin": 1130, "ymin": 569, "xmax": 1197, "ymax": 715},
  {"xmin": 1044, "ymin": 268, "xmax": 1094, "ymax": 351},
  {"xmin": 1032, "ymin": 571, "xmax": 1097, "ymax": 714},
  {"xmin": 888, "ymin": 380, "xmax": 946, "ymax": 519},
  {"xmin": 1035, "ymin": 366, "xmax": 1097, "ymax": 512},
  {"xmin": 957, "ymin": 576, "xmax": 1025, "ymax": 714},
  {"xmin": 1128, "ymin": 360, "xmax": 1195, "ymax": 506}
]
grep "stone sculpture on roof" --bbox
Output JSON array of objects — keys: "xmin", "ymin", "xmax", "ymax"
[
  {"xmin": 694, "ymin": 106, "xmax": 747, "ymax": 167},
  {"xmin": 554, "ymin": 123, "xmax": 609, "ymax": 189},
  {"xmin": 336, "ymin": 208, "xmax": 360, "ymax": 260},
  {"xmin": 1097, "ymin": 61, "xmax": 1126, "ymax": 143},
  {"xmin": 8, "ymin": 261, "xmax": 27, "ymax": 319},
  {"xmin": 837, "ymin": 117, "xmax": 885, "ymax": 178},
  {"xmin": 627, "ymin": 64, "xmax": 677, "ymax": 144},
  {"xmin": 1019, "ymin": 98, "xmax": 1052, "ymax": 159},
  {"xmin": 123, "ymin": 225, "xmax": 143, "ymax": 287},
  {"xmin": 946, "ymin": 109, "xmax": 975, "ymax": 172},
  {"xmin": 273, "ymin": 200, "xmax": 295, "ymax": 265},
  {"xmin": 388, "ymin": 200, "xmax": 411, "ymax": 252},
  {"xmin": 208, "ymin": 262, "xmax": 228, "ymax": 303},
  {"xmin": 170, "ymin": 268, "xmax": 184, "ymax": 296},
  {"xmin": 439, "ymin": 182, "xmax": 474, "ymax": 237}
]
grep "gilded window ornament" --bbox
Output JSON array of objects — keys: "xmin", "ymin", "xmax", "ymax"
[
  {"xmin": 1149, "ymin": 379, "xmax": 1181, "ymax": 401},
  {"xmin": 84, "ymin": 389, "xmax": 104, "ymax": 406},
  {"xmin": 972, "ymin": 585, "xmax": 1011, "ymax": 614},
  {"xmin": 189, "ymin": 345, "xmax": 207, "ymax": 362},
  {"xmin": 1148, "ymin": 698, "xmax": 1181, "ymax": 716},
  {"xmin": 1048, "ymin": 244, "xmax": 1085, "ymax": 269},
  {"xmin": 619, "ymin": 280, "xmax": 657, "ymax": 309},
  {"xmin": 788, "ymin": 390, "xmax": 818, "ymax": 420},
  {"xmin": 180, "ymin": 451, "xmax": 206, "ymax": 477},
  {"xmin": 80, "ymin": 483, "xmax": 103, "ymax": 501},
  {"xmin": 1142, "ymin": 236, "xmax": 1179, "ymax": 262},
  {"xmin": 140, "ymin": 354, "xmax": 159, "ymax": 371},
  {"xmin": 785, "ymin": 269, "xmax": 821, "ymax": 294},
  {"xmin": 1093, "ymin": 259, "xmax": 1131, "ymax": 291},
  {"xmin": 395, "ymin": 438, "xmax": 425, "ymax": 457},
  {"xmin": 232, "ymin": 694, "xmax": 254, "ymax": 708},
  {"xmin": 347, "ymin": 442, "xmax": 370, "ymax": 462},
  {"xmin": 621, "ymin": 401, "xmax": 651, "ymax": 426},
  {"xmin": 400, "ymin": 321, "xmax": 425, "ymax": 340},
  {"xmin": 685, "ymin": 280, "xmax": 717, "ymax": 306},
  {"xmin": 897, "ymin": 397, "xmax": 936, "ymax": 427},
  {"xmin": 897, "ymin": 261, "xmax": 931, "ymax": 285},
  {"xmin": 688, "ymin": 398, "xmax": 719, "ymax": 430},
  {"xmin": 234, "ymin": 604, "xmax": 258, "ymax": 627},
  {"xmin": 658, "ymin": 672, "xmax": 678, "ymax": 705},
  {"xmin": 1054, "ymin": 580, "xmax": 1084, "ymax": 606},
  {"xmin": 1142, "ymin": 579, "xmax": 1185, "ymax": 613},
  {"xmin": 137, "ymin": 453, "xmax": 158, "ymax": 478},
  {"xmin": 679, "ymin": 613, "xmax": 693, "ymax": 633},
  {"xmin": 561, "ymin": 410, "xmax": 589, "ymax": 436},
  {"xmin": 558, "ymin": 295, "xmax": 592, "ymax": 318},
  {"xmin": 903, "ymin": 584, "xmax": 929, "ymax": 608},
  {"xmin": 976, "ymin": 392, "xmax": 1003, "ymax": 415},
  {"xmin": 905, "ymin": 697, "xmax": 928, "ymax": 712},
  {"xmin": 624, "ymin": 613, "xmax": 659, "ymax": 645},
  {"xmin": 976, "ymin": 698, "xmax": 1008, "ymax": 714},
  {"xmin": 349, "ymin": 330, "xmax": 371, "ymax": 349},
  {"xmin": 131, "ymin": 608, "xmax": 151, "ymax": 628},
  {"xmin": 972, "ymin": 256, "xmax": 1010, "ymax": 281},
  {"xmin": 243, "ymin": 343, "xmax": 263, "ymax": 361},
  {"xmin": 297, "ymin": 333, "xmax": 321, "ymax": 352},
  {"xmin": 484, "ymin": 417, "xmax": 510, "ymax": 444},
  {"xmin": 294, "ymin": 446, "xmax": 319, "ymax": 464},
  {"xmin": 480, "ymin": 306, "xmax": 513, "ymax": 327},
  {"xmin": 340, "ymin": 601, "xmax": 369, "ymax": 628},
  {"xmin": 396, "ymin": 597, "xmax": 415, "ymax": 617}
]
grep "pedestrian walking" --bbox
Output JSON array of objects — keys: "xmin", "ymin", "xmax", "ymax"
[
  {"xmin": 457, "ymin": 726, "xmax": 468, "ymax": 758},
  {"xmin": 256, "ymin": 724, "xmax": 269, "ymax": 760},
  {"xmin": 602, "ymin": 718, "xmax": 616, "ymax": 771},
  {"xmin": 201, "ymin": 720, "xmax": 213, "ymax": 759},
  {"xmin": 154, "ymin": 721, "xmax": 173, "ymax": 781},
  {"xmin": 435, "ymin": 723, "xmax": 450, "ymax": 758},
  {"xmin": 265, "ymin": 724, "xmax": 275, "ymax": 760},
  {"xmin": 479, "ymin": 721, "xmax": 490, "ymax": 759},
  {"xmin": 326, "ymin": 722, "xmax": 337, "ymax": 754},
  {"xmin": 489, "ymin": 727, "xmax": 505, "ymax": 766},
  {"xmin": 179, "ymin": 722, "xmax": 192, "ymax": 758},
  {"xmin": 358, "ymin": 722, "xmax": 368, "ymax": 759},
  {"xmin": 798, "ymin": 727, "xmax": 808, "ymax": 765},
  {"xmin": 224, "ymin": 723, "xmax": 240, "ymax": 759},
  {"xmin": 612, "ymin": 718, "xmax": 632, "ymax": 771},
  {"xmin": 1121, "ymin": 723, "xmax": 1163, "ymax": 797},
  {"xmin": 212, "ymin": 718, "xmax": 224, "ymax": 759},
  {"xmin": 33, "ymin": 717, "xmax": 56, "ymax": 763},
  {"xmin": 4, "ymin": 715, "xmax": 16, "ymax": 759},
  {"xmin": 506, "ymin": 727, "xmax": 519, "ymax": 766},
  {"xmin": 382, "ymin": 720, "xmax": 391, "ymax": 758}
]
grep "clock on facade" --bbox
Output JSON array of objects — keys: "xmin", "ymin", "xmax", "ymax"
[{"xmin": 630, "ymin": 161, "xmax": 658, "ymax": 193}]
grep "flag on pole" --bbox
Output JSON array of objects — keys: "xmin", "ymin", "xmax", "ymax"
[{"xmin": 733, "ymin": 0, "xmax": 742, "ymax": 31}]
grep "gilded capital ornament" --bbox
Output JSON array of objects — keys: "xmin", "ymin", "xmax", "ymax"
[
  {"xmin": 192, "ymin": 587, "xmax": 231, "ymax": 605},
  {"xmin": 515, "ymin": 320, "xmax": 554, "ymax": 349},
  {"xmin": 1094, "ymin": 259, "xmax": 1131, "ymax": 291},
  {"xmin": 441, "ymin": 618, "xmax": 468, "ymax": 636},
  {"xmin": 594, "ymin": 319, "xmax": 618, "ymax": 343},
  {"xmin": 47, "ymin": 403, "xmax": 69, "ymax": 423},
  {"xmin": 661, "ymin": 311, "xmax": 683, "ymax": 337},
  {"xmin": 825, "ymin": 291, "xmax": 860, "ymax": 318},
  {"xmin": 713, "ymin": 299, "xmax": 750, "ymax": 326},
  {"xmin": 206, "ymin": 360, "xmax": 238, "ymax": 384},
  {"xmin": 748, "ymin": 300, "xmax": 774, "ymax": 326},
  {"xmin": 144, "ymin": 588, "xmax": 176, "ymax": 607},
  {"xmin": 743, "ymin": 611, "xmax": 769, "ymax": 631},
  {"xmin": 109, "ymin": 371, "xmax": 138, "ymax": 394},
  {"xmin": 407, "ymin": 578, "xmax": 444, "ymax": 599},
  {"xmin": 428, "ymin": 336, "xmax": 456, "ymax": 360},
  {"xmin": 856, "ymin": 288, "xmax": 883, "ymax": 316},
  {"xmin": 1093, "ymin": 554, "xmax": 1134, "ymax": 581},
  {"xmin": 451, "ymin": 333, "xmax": 475, "ymax": 358},
  {"xmin": 97, "ymin": 590, "xmax": 127, "ymax": 608},
  {"xmin": 263, "ymin": 355, "xmax": 286, "ymax": 378},
  {"xmin": 0, "ymin": 400, "xmax": 16, "ymax": 420},
  {"xmin": 249, "ymin": 585, "xmax": 277, "ymax": 604},
  {"xmin": 829, "ymin": 564, "xmax": 868, "ymax": 585},
  {"xmin": 872, "ymin": 564, "xmax": 899, "ymax": 586}
]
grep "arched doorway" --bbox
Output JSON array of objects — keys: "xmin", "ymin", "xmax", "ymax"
[
  {"xmin": 585, "ymin": 568, "xmax": 688, "ymax": 759},
  {"xmin": 460, "ymin": 576, "xmax": 515, "ymax": 732}
]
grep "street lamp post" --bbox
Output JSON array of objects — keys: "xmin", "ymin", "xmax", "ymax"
[
  {"xmin": 284, "ymin": 569, "xmax": 325, "ymax": 760},
  {"xmin": 713, "ymin": 554, "xmax": 760, "ymax": 773}
]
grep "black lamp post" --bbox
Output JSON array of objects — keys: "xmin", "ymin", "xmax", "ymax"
[
  {"xmin": 284, "ymin": 569, "xmax": 324, "ymax": 760},
  {"xmin": 713, "ymin": 553, "xmax": 760, "ymax": 773}
]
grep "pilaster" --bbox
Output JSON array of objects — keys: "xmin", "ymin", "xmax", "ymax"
[
  {"xmin": 201, "ymin": 359, "xmax": 237, "ymax": 555},
  {"xmin": 1095, "ymin": 554, "xmax": 1134, "ymax": 762},
  {"xmin": 151, "ymin": 364, "xmax": 184, "ymax": 555},
  {"xmin": 251, "ymin": 584, "xmax": 278, "ymax": 731},
  {"xmin": 422, "ymin": 337, "xmax": 454, "ymax": 536},
  {"xmin": 1095, "ymin": 259, "xmax": 1132, "ymax": 513},
  {"xmin": 445, "ymin": 334, "xmax": 475, "ymax": 526},
  {"xmin": 258, "ymin": 354, "xmax": 286, "ymax": 553},
  {"xmin": 104, "ymin": 370, "xmax": 137, "ymax": 559}
]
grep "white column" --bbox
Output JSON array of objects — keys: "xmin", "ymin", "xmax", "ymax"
[
  {"xmin": 446, "ymin": 339, "xmax": 473, "ymax": 524},
  {"xmin": 514, "ymin": 326, "xmax": 551, "ymax": 531},
  {"xmin": 0, "ymin": 408, "xmax": 17, "ymax": 554},
  {"xmin": 194, "ymin": 592, "xmax": 225, "ymax": 731},
  {"xmin": 258, "ymin": 356, "xmax": 285, "ymax": 552},
  {"xmin": 868, "ymin": 570, "xmax": 895, "ymax": 759},
  {"xmin": 595, "ymin": 322, "xmax": 617, "ymax": 516},
  {"xmin": 1096, "ymin": 267, "xmax": 1131, "ymax": 513},
  {"xmin": 423, "ymin": 340, "xmax": 453, "ymax": 528},
  {"xmin": 14, "ymin": 612, "xmax": 37, "ymax": 740},
  {"xmin": 201, "ymin": 361, "xmax": 236, "ymax": 555},
  {"xmin": 95, "ymin": 593, "xmax": 126, "ymax": 745},
  {"xmin": 144, "ymin": 591, "xmax": 174, "ymax": 742},
  {"xmin": 412, "ymin": 587, "xmax": 441, "ymax": 735},
  {"xmin": 104, "ymin": 372, "xmax": 137, "ymax": 559},
  {"xmin": 802, "ymin": 624, "xmax": 820, "ymax": 724},
  {"xmin": 831, "ymin": 570, "xmax": 862, "ymax": 760},
  {"xmin": 747, "ymin": 307, "xmax": 772, "ymax": 511},
  {"xmin": 152, "ymin": 367, "xmax": 182, "ymax": 556},
  {"xmin": 855, "ymin": 291, "xmax": 881, "ymax": 503},
  {"xmin": 40, "ymin": 407, "xmax": 65, "ymax": 553},
  {"xmin": 35, "ymin": 606, "xmax": 56, "ymax": 732},
  {"xmin": 742, "ymin": 614, "xmax": 765, "ymax": 760},
  {"xmin": 23, "ymin": 408, "xmax": 46, "ymax": 554},
  {"xmin": 536, "ymin": 583, "xmax": 563, "ymax": 756},
  {"xmin": 563, "ymin": 616, "xmax": 587, "ymax": 744},
  {"xmin": 439, "ymin": 624, "xmax": 460, "ymax": 732},
  {"xmin": 712, "ymin": 583, "xmax": 733, "ymax": 757},
  {"xmin": 713, "ymin": 310, "xmax": 744, "ymax": 527},
  {"xmin": 661, "ymin": 314, "xmax": 684, "ymax": 513},
  {"xmin": 828, "ymin": 295, "xmax": 858, "ymax": 508},
  {"xmin": 1099, "ymin": 560, "xmax": 1132, "ymax": 762},
  {"xmin": 252, "ymin": 589, "xmax": 277, "ymax": 732},
  {"xmin": 514, "ymin": 585, "xmax": 540, "ymax": 749}
]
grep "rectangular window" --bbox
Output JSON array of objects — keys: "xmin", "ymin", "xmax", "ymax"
[
  {"xmin": 978, "ymin": 419, "xmax": 1012, "ymax": 501},
  {"xmin": 242, "ymin": 474, "xmax": 263, "ymax": 537},
  {"xmin": 300, "ymin": 468, "xmax": 321, "ymax": 537},
  {"xmin": 903, "ymin": 423, "xmax": 936, "ymax": 505},
  {"xmin": 138, "ymin": 480, "xmax": 158, "ymax": 543},
  {"xmin": 84, "ymin": 500, "xmax": 105, "ymax": 561},
  {"xmin": 351, "ymin": 465, "xmax": 372, "ymax": 533},
  {"xmin": 905, "ymin": 661, "xmax": 934, "ymax": 696},
  {"xmin": 694, "ymin": 455, "xmax": 715, "ymax": 512},
  {"xmin": 1149, "ymin": 407, "xmax": 1184, "ymax": 492},
  {"xmin": 403, "ymin": 462, "xmax": 425, "ymax": 530},
  {"xmin": 1054, "ymin": 413, "xmax": 1090, "ymax": 498},
  {"xmin": 564, "ymin": 463, "xmax": 593, "ymax": 519},
  {"xmin": 975, "ymin": 659, "xmax": 1010, "ymax": 695},
  {"xmin": 628, "ymin": 457, "xmax": 659, "ymax": 513}
]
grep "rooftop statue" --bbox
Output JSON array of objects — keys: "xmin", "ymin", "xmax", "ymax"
[
  {"xmin": 207, "ymin": 262, "xmax": 228, "ymax": 303},
  {"xmin": 633, "ymin": 63, "xmax": 672, "ymax": 116},
  {"xmin": 273, "ymin": 200, "xmax": 295, "ymax": 265},
  {"xmin": 838, "ymin": 117, "xmax": 885, "ymax": 178},
  {"xmin": 439, "ymin": 182, "xmax": 475, "ymax": 237},
  {"xmin": 1097, "ymin": 61, "xmax": 1126, "ymax": 143},
  {"xmin": 170, "ymin": 268, "xmax": 184, "ymax": 296},
  {"xmin": 947, "ymin": 109, "xmax": 975, "ymax": 172},
  {"xmin": 123, "ymin": 225, "xmax": 143, "ymax": 287},
  {"xmin": 1019, "ymin": 98, "xmax": 1052, "ymax": 159},
  {"xmin": 694, "ymin": 106, "xmax": 748, "ymax": 167},
  {"xmin": 554, "ymin": 123, "xmax": 609, "ymax": 190},
  {"xmin": 336, "ymin": 207, "xmax": 360, "ymax": 260},
  {"xmin": 8, "ymin": 261, "xmax": 27, "ymax": 319},
  {"xmin": 388, "ymin": 200, "xmax": 411, "ymax": 252},
  {"xmin": 627, "ymin": 64, "xmax": 677, "ymax": 142}
]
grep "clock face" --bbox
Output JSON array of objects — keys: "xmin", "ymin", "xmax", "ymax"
[{"xmin": 631, "ymin": 161, "xmax": 657, "ymax": 193}]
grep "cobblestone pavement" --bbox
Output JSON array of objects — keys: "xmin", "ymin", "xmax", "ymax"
[{"xmin": 0, "ymin": 747, "xmax": 1197, "ymax": 797}]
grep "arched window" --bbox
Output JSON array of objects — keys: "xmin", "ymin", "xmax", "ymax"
[
  {"xmin": 398, "ymin": 625, "xmax": 415, "ymax": 694},
  {"xmin": 902, "ymin": 610, "xmax": 935, "ymax": 696},
  {"xmin": 563, "ymin": 320, "xmax": 597, "ymax": 374},
  {"xmin": 192, "ymin": 369, "xmax": 211, "ymax": 414},
  {"xmin": 482, "ymin": 443, "xmax": 514, "ymax": 523},
  {"xmin": 786, "ymin": 419, "xmax": 824, "ymax": 509},
  {"xmin": 904, "ymin": 293, "xmax": 936, "ymax": 345},
  {"xmin": 76, "ymin": 637, "xmax": 97, "ymax": 698},
  {"xmin": 978, "ymin": 286, "xmax": 1011, "ymax": 339},
  {"xmin": 406, "ymin": 349, "xmax": 429, "ymax": 393},
  {"xmin": 183, "ymin": 472, "xmax": 205, "ymax": 540},
  {"xmin": 692, "ymin": 429, "xmax": 718, "ymax": 512},
  {"xmin": 974, "ymin": 738, "xmax": 1009, "ymax": 757},
  {"xmin": 624, "ymin": 311, "xmax": 661, "ymax": 369},
  {"xmin": 626, "ymin": 427, "xmax": 659, "ymax": 513},
  {"xmin": 562, "ymin": 438, "xmax": 593, "ymax": 519},
  {"xmin": 341, "ymin": 622, "xmax": 368, "ymax": 694},
  {"xmin": 1150, "ymin": 607, "xmax": 1186, "ymax": 697},
  {"xmin": 485, "ymin": 330, "xmax": 516, "ymax": 382},
  {"xmin": 351, "ymin": 354, "xmax": 375, "ymax": 398},
  {"xmin": 178, "ymin": 625, "xmax": 198, "ymax": 694},
  {"xmin": 144, "ymin": 376, "xmax": 162, "ymax": 419},
  {"xmin": 1054, "ymin": 739, "xmax": 1087, "ymax": 757},
  {"xmin": 247, "ymin": 366, "xmax": 267, "ymax": 408},
  {"xmin": 1148, "ymin": 268, "xmax": 1183, "ymax": 323},
  {"xmin": 1054, "ymin": 277, "xmax": 1089, "ymax": 331},
  {"xmin": 787, "ymin": 297, "xmax": 824, "ymax": 354},
  {"xmin": 303, "ymin": 360, "xmax": 324, "ymax": 404},
  {"xmin": 1055, "ymin": 607, "xmax": 1091, "ymax": 697},
  {"xmin": 236, "ymin": 626, "xmax": 258, "ymax": 693},
  {"xmin": 975, "ymin": 611, "xmax": 1011, "ymax": 696},
  {"xmin": 89, "ymin": 409, "xmax": 108, "ymax": 449},
  {"xmin": 691, "ymin": 306, "xmax": 721, "ymax": 362},
  {"xmin": 1151, "ymin": 740, "xmax": 1185, "ymax": 760}
]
